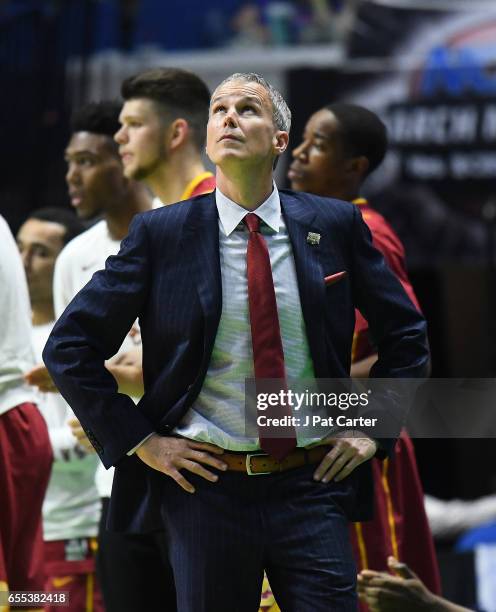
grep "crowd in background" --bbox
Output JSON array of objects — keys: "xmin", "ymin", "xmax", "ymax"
[{"xmin": 1, "ymin": 0, "xmax": 356, "ymax": 53}]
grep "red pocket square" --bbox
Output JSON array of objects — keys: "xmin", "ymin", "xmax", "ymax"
[{"xmin": 324, "ymin": 271, "xmax": 347, "ymax": 286}]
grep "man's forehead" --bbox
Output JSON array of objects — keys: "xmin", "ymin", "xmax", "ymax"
[
  {"xmin": 212, "ymin": 81, "xmax": 269, "ymax": 106},
  {"xmin": 18, "ymin": 218, "xmax": 65, "ymax": 242},
  {"xmin": 65, "ymin": 131, "xmax": 114, "ymax": 156},
  {"xmin": 306, "ymin": 109, "xmax": 338, "ymax": 139},
  {"xmin": 306, "ymin": 127, "xmax": 331, "ymax": 142},
  {"xmin": 119, "ymin": 98, "xmax": 156, "ymax": 120},
  {"xmin": 66, "ymin": 132, "xmax": 107, "ymax": 153}
]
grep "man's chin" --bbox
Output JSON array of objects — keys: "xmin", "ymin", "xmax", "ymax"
[
  {"xmin": 122, "ymin": 165, "xmax": 138, "ymax": 180},
  {"xmin": 211, "ymin": 147, "xmax": 248, "ymax": 161},
  {"xmin": 75, "ymin": 205, "xmax": 101, "ymax": 222},
  {"xmin": 75, "ymin": 207, "xmax": 92, "ymax": 221},
  {"xmin": 129, "ymin": 164, "xmax": 156, "ymax": 183}
]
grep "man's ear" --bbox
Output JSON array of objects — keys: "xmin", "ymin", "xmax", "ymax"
[
  {"xmin": 348, "ymin": 156, "xmax": 369, "ymax": 180},
  {"xmin": 168, "ymin": 118, "xmax": 189, "ymax": 151},
  {"xmin": 273, "ymin": 130, "xmax": 289, "ymax": 156}
]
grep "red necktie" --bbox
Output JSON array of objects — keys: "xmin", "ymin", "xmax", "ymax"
[{"xmin": 244, "ymin": 213, "xmax": 297, "ymax": 460}]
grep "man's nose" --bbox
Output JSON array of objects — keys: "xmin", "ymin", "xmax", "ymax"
[
  {"xmin": 292, "ymin": 141, "xmax": 307, "ymax": 159},
  {"xmin": 223, "ymin": 108, "xmax": 238, "ymax": 127},
  {"xmin": 66, "ymin": 164, "xmax": 79, "ymax": 185},
  {"xmin": 20, "ymin": 250, "xmax": 31, "ymax": 272},
  {"xmin": 114, "ymin": 126, "xmax": 126, "ymax": 144}
]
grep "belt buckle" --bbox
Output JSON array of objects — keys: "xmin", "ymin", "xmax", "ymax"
[{"xmin": 245, "ymin": 452, "xmax": 271, "ymax": 476}]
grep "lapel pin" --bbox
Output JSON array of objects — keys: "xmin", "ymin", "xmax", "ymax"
[{"xmin": 306, "ymin": 232, "xmax": 321, "ymax": 246}]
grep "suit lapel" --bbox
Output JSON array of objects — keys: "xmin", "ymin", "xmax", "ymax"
[
  {"xmin": 180, "ymin": 193, "xmax": 222, "ymax": 334},
  {"xmin": 178, "ymin": 191, "xmax": 328, "ymax": 376},
  {"xmin": 281, "ymin": 192, "xmax": 328, "ymax": 377}
]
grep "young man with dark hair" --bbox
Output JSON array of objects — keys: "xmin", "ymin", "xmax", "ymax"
[
  {"xmin": 59, "ymin": 100, "xmax": 152, "ymax": 305},
  {"xmin": 289, "ymin": 102, "xmax": 388, "ymax": 203},
  {"xmin": 65, "ymin": 102, "xmax": 149, "ymax": 228},
  {"xmin": 103, "ymin": 67, "xmax": 217, "ymax": 400},
  {"xmin": 17, "ymin": 208, "xmax": 105, "ymax": 611},
  {"xmin": 18, "ymin": 208, "xmax": 85, "ymax": 329},
  {"xmin": 115, "ymin": 67, "xmax": 215, "ymax": 205},
  {"xmin": 66, "ymin": 101, "xmax": 124, "ymax": 221},
  {"xmin": 27, "ymin": 207, "xmax": 86, "ymax": 245},
  {"xmin": 289, "ymin": 102, "xmax": 441, "ymax": 598},
  {"xmin": 45, "ymin": 73, "xmax": 429, "ymax": 612}
]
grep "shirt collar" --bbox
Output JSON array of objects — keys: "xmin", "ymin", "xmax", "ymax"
[{"xmin": 215, "ymin": 183, "xmax": 281, "ymax": 236}]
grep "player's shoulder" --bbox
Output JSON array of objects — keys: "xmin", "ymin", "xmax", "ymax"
[
  {"xmin": 0, "ymin": 214, "xmax": 11, "ymax": 236},
  {"xmin": 362, "ymin": 205, "xmax": 401, "ymax": 242},
  {"xmin": 279, "ymin": 189, "xmax": 355, "ymax": 223},
  {"xmin": 137, "ymin": 192, "xmax": 214, "ymax": 226},
  {"xmin": 56, "ymin": 220, "xmax": 107, "ymax": 265},
  {"xmin": 61, "ymin": 219, "xmax": 106, "ymax": 251},
  {"xmin": 361, "ymin": 204, "xmax": 388, "ymax": 226}
]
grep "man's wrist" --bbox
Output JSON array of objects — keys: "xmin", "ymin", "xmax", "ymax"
[{"xmin": 127, "ymin": 432, "xmax": 155, "ymax": 456}]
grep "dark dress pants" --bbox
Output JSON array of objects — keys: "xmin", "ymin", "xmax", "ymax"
[
  {"xmin": 97, "ymin": 497, "xmax": 177, "ymax": 612},
  {"xmin": 161, "ymin": 463, "xmax": 357, "ymax": 612}
]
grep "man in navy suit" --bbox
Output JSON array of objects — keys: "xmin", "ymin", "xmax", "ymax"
[{"xmin": 44, "ymin": 73, "xmax": 429, "ymax": 612}]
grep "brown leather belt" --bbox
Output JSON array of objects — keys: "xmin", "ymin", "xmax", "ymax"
[{"xmin": 221, "ymin": 445, "xmax": 329, "ymax": 475}]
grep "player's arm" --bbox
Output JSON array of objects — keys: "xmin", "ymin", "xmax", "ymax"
[
  {"xmin": 351, "ymin": 206, "xmax": 428, "ymax": 379},
  {"xmin": 24, "ymin": 362, "xmax": 57, "ymax": 392},
  {"xmin": 25, "ymin": 353, "xmax": 146, "ymax": 397},
  {"xmin": 106, "ymin": 347, "xmax": 144, "ymax": 397},
  {"xmin": 68, "ymin": 416, "xmax": 96, "ymax": 454},
  {"xmin": 358, "ymin": 557, "xmax": 471, "ymax": 612},
  {"xmin": 349, "ymin": 206, "xmax": 429, "ymax": 453},
  {"xmin": 52, "ymin": 414, "xmax": 94, "ymax": 460}
]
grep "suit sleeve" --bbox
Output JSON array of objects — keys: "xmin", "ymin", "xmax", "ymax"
[
  {"xmin": 43, "ymin": 214, "xmax": 154, "ymax": 468},
  {"xmin": 350, "ymin": 206, "xmax": 430, "ymax": 453}
]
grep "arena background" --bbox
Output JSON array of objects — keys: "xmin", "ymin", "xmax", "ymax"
[{"xmin": 2, "ymin": 0, "xmax": 496, "ymax": 606}]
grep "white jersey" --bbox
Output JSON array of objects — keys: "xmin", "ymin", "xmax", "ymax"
[
  {"xmin": 0, "ymin": 215, "xmax": 36, "ymax": 415},
  {"xmin": 53, "ymin": 219, "xmax": 143, "ymax": 497},
  {"xmin": 32, "ymin": 322, "xmax": 100, "ymax": 541},
  {"xmin": 53, "ymin": 220, "xmax": 121, "ymax": 319}
]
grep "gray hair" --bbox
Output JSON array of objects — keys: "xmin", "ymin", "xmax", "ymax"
[{"xmin": 214, "ymin": 72, "xmax": 291, "ymax": 133}]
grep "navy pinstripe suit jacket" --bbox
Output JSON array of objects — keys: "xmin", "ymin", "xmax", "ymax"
[{"xmin": 44, "ymin": 189, "xmax": 429, "ymax": 532}]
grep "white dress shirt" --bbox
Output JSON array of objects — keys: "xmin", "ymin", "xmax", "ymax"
[{"xmin": 174, "ymin": 185, "xmax": 317, "ymax": 450}]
